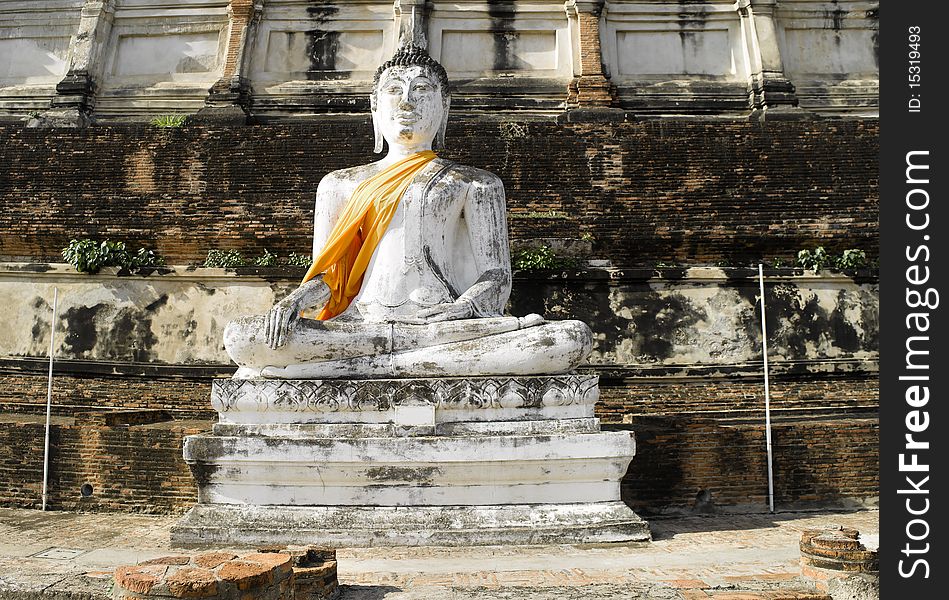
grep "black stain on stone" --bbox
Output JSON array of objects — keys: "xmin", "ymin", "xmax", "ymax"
[
  {"xmin": 62, "ymin": 303, "xmax": 161, "ymax": 363},
  {"xmin": 677, "ymin": 0, "xmax": 709, "ymax": 45},
  {"xmin": 10, "ymin": 263, "xmax": 53, "ymax": 273},
  {"xmin": 189, "ymin": 462, "xmax": 219, "ymax": 488},
  {"xmin": 828, "ymin": 309, "xmax": 860, "ymax": 352},
  {"xmin": 487, "ymin": 1, "xmax": 524, "ymax": 71},
  {"xmin": 181, "ymin": 311, "xmax": 198, "ymax": 341},
  {"xmin": 827, "ymin": 291, "xmax": 868, "ymax": 353},
  {"xmin": 828, "ymin": 0, "xmax": 844, "ymax": 33},
  {"xmin": 306, "ymin": 4, "xmax": 346, "ymax": 79},
  {"xmin": 306, "ymin": 30, "xmax": 341, "ymax": 72},
  {"xmin": 195, "ymin": 282, "xmax": 216, "ymax": 296},
  {"xmin": 511, "ymin": 279, "xmax": 706, "ymax": 363},
  {"xmin": 145, "ymin": 294, "xmax": 169, "ymax": 312},
  {"xmin": 30, "ymin": 297, "xmax": 51, "ymax": 346},
  {"xmin": 730, "ymin": 280, "xmax": 767, "ymax": 347},
  {"xmin": 763, "ymin": 284, "xmax": 860, "ymax": 360},
  {"xmin": 103, "ymin": 307, "xmax": 159, "ymax": 362},
  {"xmin": 630, "ymin": 293, "xmax": 704, "ymax": 361},
  {"xmin": 62, "ymin": 304, "xmax": 105, "ymax": 356},
  {"xmin": 30, "ymin": 302, "xmax": 52, "ymax": 351},
  {"xmin": 867, "ymin": 6, "xmax": 879, "ymax": 69},
  {"xmin": 31, "ymin": 319, "xmax": 46, "ymax": 343}
]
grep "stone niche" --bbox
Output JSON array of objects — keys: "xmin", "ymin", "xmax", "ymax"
[
  {"xmin": 95, "ymin": 0, "xmax": 229, "ymax": 116},
  {"xmin": 172, "ymin": 375, "xmax": 651, "ymax": 546},
  {"xmin": 428, "ymin": 0, "xmax": 573, "ymax": 110},
  {"xmin": 602, "ymin": 0, "xmax": 749, "ymax": 113},
  {"xmin": 248, "ymin": 0, "xmax": 397, "ymax": 114},
  {"xmin": 776, "ymin": 0, "xmax": 879, "ymax": 115},
  {"xmin": 0, "ymin": 0, "xmax": 81, "ymax": 112}
]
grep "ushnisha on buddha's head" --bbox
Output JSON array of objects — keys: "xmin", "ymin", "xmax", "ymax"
[{"xmin": 370, "ymin": 44, "xmax": 451, "ymax": 154}]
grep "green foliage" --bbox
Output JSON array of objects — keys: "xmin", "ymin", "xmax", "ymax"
[
  {"xmin": 62, "ymin": 239, "xmax": 164, "ymax": 274},
  {"xmin": 769, "ymin": 257, "xmax": 788, "ymax": 268},
  {"xmin": 796, "ymin": 246, "xmax": 833, "ymax": 272},
  {"xmin": 204, "ymin": 249, "xmax": 247, "ymax": 269},
  {"xmin": 579, "ymin": 232, "xmax": 596, "ymax": 243},
  {"xmin": 254, "ymin": 249, "xmax": 278, "ymax": 267},
  {"xmin": 149, "ymin": 114, "xmax": 187, "ymax": 128},
  {"xmin": 515, "ymin": 210, "xmax": 570, "ymax": 220},
  {"xmin": 512, "ymin": 245, "xmax": 578, "ymax": 271},
  {"xmin": 286, "ymin": 252, "xmax": 313, "ymax": 268},
  {"xmin": 797, "ymin": 247, "xmax": 870, "ymax": 273},
  {"xmin": 836, "ymin": 249, "xmax": 868, "ymax": 270}
]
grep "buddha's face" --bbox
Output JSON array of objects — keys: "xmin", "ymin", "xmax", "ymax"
[{"xmin": 373, "ymin": 65, "xmax": 445, "ymax": 149}]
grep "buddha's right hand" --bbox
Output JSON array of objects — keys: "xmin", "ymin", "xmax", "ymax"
[{"xmin": 265, "ymin": 280, "xmax": 329, "ymax": 348}]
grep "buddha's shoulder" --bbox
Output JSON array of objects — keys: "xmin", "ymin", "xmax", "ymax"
[
  {"xmin": 439, "ymin": 162, "xmax": 504, "ymax": 190},
  {"xmin": 320, "ymin": 163, "xmax": 379, "ymax": 186}
]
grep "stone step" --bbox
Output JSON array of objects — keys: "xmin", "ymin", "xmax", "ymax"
[
  {"xmin": 184, "ymin": 429, "xmax": 635, "ymax": 506},
  {"xmin": 171, "ymin": 502, "xmax": 650, "ymax": 548}
]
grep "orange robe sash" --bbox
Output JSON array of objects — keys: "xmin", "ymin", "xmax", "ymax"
[{"xmin": 301, "ymin": 150, "xmax": 438, "ymax": 320}]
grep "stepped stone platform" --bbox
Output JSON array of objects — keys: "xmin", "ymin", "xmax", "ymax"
[{"xmin": 172, "ymin": 375, "xmax": 650, "ymax": 547}]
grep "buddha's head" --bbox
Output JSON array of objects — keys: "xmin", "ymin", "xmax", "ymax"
[{"xmin": 370, "ymin": 44, "xmax": 451, "ymax": 153}]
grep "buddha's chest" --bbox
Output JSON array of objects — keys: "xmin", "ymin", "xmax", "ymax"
[{"xmin": 353, "ymin": 186, "xmax": 456, "ymax": 315}]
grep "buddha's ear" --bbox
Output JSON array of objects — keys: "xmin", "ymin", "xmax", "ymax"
[
  {"xmin": 370, "ymin": 95, "xmax": 384, "ymax": 154},
  {"xmin": 372, "ymin": 113, "xmax": 384, "ymax": 154},
  {"xmin": 436, "ymin": 95, "xmax": 450, "ymax": 150}
]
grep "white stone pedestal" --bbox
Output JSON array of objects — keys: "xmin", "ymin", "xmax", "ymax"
[{"xmin": 172, "ymin": 375, "xmax": 650, "ymax": 547}]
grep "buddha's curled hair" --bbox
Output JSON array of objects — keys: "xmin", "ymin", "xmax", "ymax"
[{"xmin": 372, "ymin": 43, "xmax": 450, "ymax": 95}]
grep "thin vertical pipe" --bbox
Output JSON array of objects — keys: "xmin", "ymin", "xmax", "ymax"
[
  {"xmin": 758, "ymin": 265, "xmax": 775, "ymax": 513},
  {"xmin": 42, "ymin": 288, "xmax": 58, "ymax": 511}
]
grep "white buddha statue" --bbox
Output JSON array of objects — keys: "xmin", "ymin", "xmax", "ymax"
[{"xmin": 224, "ymin": 44, "xmax": 592, "ymax": 379}]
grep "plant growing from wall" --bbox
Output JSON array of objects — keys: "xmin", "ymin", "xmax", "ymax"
[
  {"xmin": 254, "ymin": 249, "xmax": 278, "ymax": 267},
  {"xmin": 514, "ymin": 210, "xmax": 570, "ymax": 220},
  {"xmin": 286, "ymin": 252, "xmax": 312, "ymax": 267},
  {"xmin": 204, "ymin": 249, "xmax": 247, "ymax": 268},
  {"xmin": 62, "ymin": 239, "xmax": 164, "ymax": 274},
  {"xmin": 796, "ymin": 246, "xmax": 833, "ymax": 273},
  {"xmin": 150, "ymin": 114, "xmax": 187, "ymax": 128},
  {"xmin": 512, "ymin": 245, "xmax": 578, "ymax": 271},
  {"xmin": 835, "ymin": 249, "xmax": 868, "ymax": 270},
  {"xmin": 797, "ymin": 247, "xmax": 870, "ymax": 273}
]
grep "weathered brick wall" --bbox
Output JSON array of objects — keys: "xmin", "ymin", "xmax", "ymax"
[
  {"xmin": 598, "ymin": 375, "xmax": 879, "ymax": 421},
  {"xmin": 0, "ymin": 370, "xmax": 877, "ymax": 513},
  {"xmin": 621, "ymin": 416, "xmax": 879, "ymax": 512},
  {"xmin": 0, "ymin": 119, "xmax": 879, "ymax": 266},
  {"xmin": 0, "ymin": 371, "xmax": 216, "ymax": 420},
  {"xmin": 0, "ymin": 409, "xmax": 877, "ymax": 514},
  {"xmin": 0, "ymin": 416, "xmax": 205, "ymax": 512}
]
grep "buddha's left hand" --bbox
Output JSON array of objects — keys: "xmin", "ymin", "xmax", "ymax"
[{"xmin": 414, "ymin": 300, "xmax": 474, "ymax": 323}]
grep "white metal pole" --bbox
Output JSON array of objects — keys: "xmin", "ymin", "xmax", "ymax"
[
  {"xmin": 758, "ymin": 265, "xmax": 775, "ymax": 513},
  {"xmin": 42, "ymin": 288, "xmax": 58, "ymax": 512}
]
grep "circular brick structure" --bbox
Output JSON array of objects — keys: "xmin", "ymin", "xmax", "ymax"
[
  {"xmin": 112, "ymin": 548, "xmax": 337, "ymax": 600},
  {"xmin": 800, "ymin": 526, "xmax": 878, "ymax": 598}
]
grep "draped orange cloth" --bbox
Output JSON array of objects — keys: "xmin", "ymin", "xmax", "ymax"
[{"xmin": 301, "ymin": 150, "xmax": 438, "ymax": 320}]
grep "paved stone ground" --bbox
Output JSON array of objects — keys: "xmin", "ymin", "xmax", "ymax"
[{"xmin": 0, "ymin": 507, "xmax": 878, "ymax": 599}]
